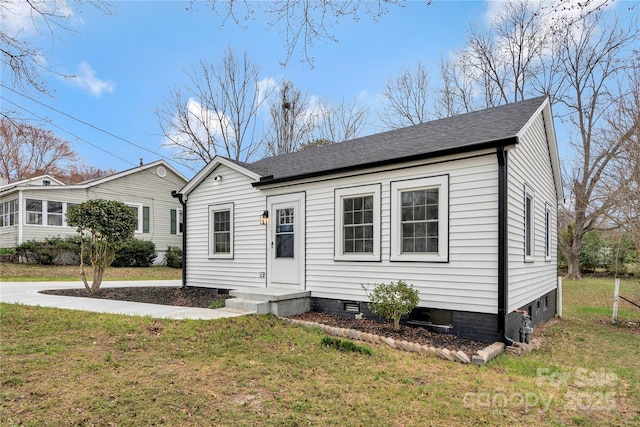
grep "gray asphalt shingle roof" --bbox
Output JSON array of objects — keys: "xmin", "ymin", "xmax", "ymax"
[{"xmin": 247, "ymin": 96, "xmax": 547, "ymax": 185}]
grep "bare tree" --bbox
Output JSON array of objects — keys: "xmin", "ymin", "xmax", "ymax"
[
  {"xmin": 265, "ymin": 80, "xmax": 316, "ymax": 156},
  {"xmin": 0, "ymin": 0, "xmax": 112, "ymax": 95},
  {"xmin": 553, "ymin": 12, "xmax": 639, "ymax": 279},
  {"xmin": 441, "ymin": 1, "xmax": 550, "ymax": 111},
  {"xmin": 0, "ymin": 117, "xmax": 77, "ymax": 182},
  {"xmin": 436, "ymin": 55, "xmax": 477, "ymax": 118},
  {"xmin": 602, "ymin": 66, "xmax": 640, "ymax": 256},
  {"xmin": 157, "ymin": 47, "xmax": 273, "ymax": 165},
  {"xmin": 380, "ymin": 62, "xmax": 433, "ymax": 129},
  {"xmin": 435, "ymin": 1, "xmax": 638, "ymax": 279},
  {"xmin": 315, "ymin": 97, "xmax": 369, "ymax": 143},
  {"xmin": 199, "ymin": 0, "xmax": 414, "ymax": 67}
]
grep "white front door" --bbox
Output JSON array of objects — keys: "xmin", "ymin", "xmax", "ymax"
[{"xmin": 267, "ymin": 193, "xmax": 305, "ymax": 288}]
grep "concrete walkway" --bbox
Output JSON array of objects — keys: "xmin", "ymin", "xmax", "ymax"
[{"xmin": 0, "ymin": 280, "xmax": 253, "ymax": 320}]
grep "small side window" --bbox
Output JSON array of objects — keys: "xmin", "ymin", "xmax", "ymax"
[{"xmin": 524, "ymin": 185, "xmax": 535, "ymax": 262}]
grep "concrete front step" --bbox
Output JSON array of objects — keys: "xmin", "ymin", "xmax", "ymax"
[
  {"xmin": 227, "ymin": 288, "xmax": 311, "ymax": 317},
  {"xmin": 225, "ymin": 298, "xmax": 270, "ymax": 314}
]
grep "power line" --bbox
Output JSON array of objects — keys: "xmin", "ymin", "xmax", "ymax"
[
  {"xmin": 1, "ymin": 98, "xmax": 189, "ymax": 192},
  {"xmin": 1, "ymin": 83, "xmax": 199, "ymax": 174}
]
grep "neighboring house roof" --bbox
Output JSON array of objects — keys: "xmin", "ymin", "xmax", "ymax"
[
  {"xmin": 0, "ymin": 175, "xmax": 65, "ymax": 192},
  {"xmin": 182, "ymin": 96, "xmax": 562, "ymax": 198},
  {"xmin": 0, "ymin": 160, "xmax": 188, "ymax": 196}
]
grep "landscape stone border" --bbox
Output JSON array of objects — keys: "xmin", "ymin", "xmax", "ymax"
[{"xmin": 285, "ymin": 318, "xmax": 505, "ymax": 365}]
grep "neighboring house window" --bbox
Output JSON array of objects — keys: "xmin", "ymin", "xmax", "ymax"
[
  {"xmin": 524, "ymin": 185, "xmax": 535, "ymax": 261},
  {"xmin": 0, "ymin": 199, "xmax": 19, "ymax": 227},
  {"xmin": 391, "ymin": 175, "xmax": 449, "ymax": 262},
  {"xmin": 170, "ymin": 209, "xmax": 183, "ymax": 234},
  {"xmin": 545, "ymin": 203, "xmax": 552, "ymax": 261},
  {"xmin": 334, "ymin": 184, "xmax": 381, "ymax": 261},
  {"xmin": 24, "ymin": 199, "xmax": 78, "ymax": 227},
  {"xmin": 47, "ymin": 201, "xmax": 63, "ymax": 226},
  {"xmin": 209, "ymin": 203, "xmax": 233, "ymax": 258},
  {"xmin": 125, "ymin": 204, "xmax": 149, "ymax": 233},
  {"xmin": 26, "ymin": 199, "xmax": 43, "ymax": 225}
]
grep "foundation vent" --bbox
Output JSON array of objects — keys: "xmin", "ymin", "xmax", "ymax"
[{"xmin": 344, "ymin": 302, "xmax": 360, "ymax": 313}]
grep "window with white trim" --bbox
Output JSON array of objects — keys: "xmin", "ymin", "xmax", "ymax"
[
  {"xmin": 170, "ymin": 208, "xmax": 183, "ymax": 234},
  {"xmin": 24, "ymin": 199, "xmax": 76, "ymax": 227},
  {"xmin": 126, "ymin": 203, "xmax": 143, "ymax": 233},
  {"xmin": 334, "ymin": 184, "xmax": 381, "ymax": 261},
  {"xmin": 391, "ymin": 175, "xmax": 449, "ymax": 262},
  {"xmin": 209, "ymin": 203, "xmax": 234, "ymax": 258},
  {"xmin": 0, "ymin": 199, "xmax": 19, "ymax": 227},
  {"xmin": 524, "ymin": 185, "xmax": 535, "ymax": 261},
  {"xmin": 545, "ymin": 202, "xmax": 552, "ymax": 261}
]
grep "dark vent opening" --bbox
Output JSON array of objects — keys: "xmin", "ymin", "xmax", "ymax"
[
  {"xmin": 407, "ymin": 307, "xmax": 452, "ymax": 327},
  {"xmin": 343, "ymin": 302, "xmax": 360, "ymax": 313}
]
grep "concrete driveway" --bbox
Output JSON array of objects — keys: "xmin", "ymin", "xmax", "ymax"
[{"xmin": 0, "ymin": 280, "xmax": 252, "ymax": 320}]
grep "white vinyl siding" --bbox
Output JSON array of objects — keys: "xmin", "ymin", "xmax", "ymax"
[
  {"xmin": 185, "ymin": 164, "xmax": 266, "ymax": 289},
  {"xmin": 263, "ymin": 151, "xmax": 499, "ymax": 314},
  {"xmin": 334, "ymin": 184, "xmax": 381, "ymax": 261},
  {"xmin": 507, "ymin": 114, "xmax": 558, "ymax": 311}
]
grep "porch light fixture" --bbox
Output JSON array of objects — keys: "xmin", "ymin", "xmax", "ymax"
[
  {"xmin": 214, "ymin": 175, "xmax": 223, "ymax": 181},
  {"xmin": 260, "ymin": 210, "xmax": 269, "ymax": 225}
]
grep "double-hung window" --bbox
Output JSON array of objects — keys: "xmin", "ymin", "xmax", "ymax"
[
  {"xmin": 209, "ymin": 203, "xmax": 234, "ymax": 258},
  {"xmin": 0, "ymin": 199, "xmax": 19, "ymax": 227},
  {"xmin": 524, "ymin": 184, "xmax": 535, "ymax": 262},
  {"xmin": 334, "ymin": 185, "xmax": 381, "ymax": 261},
  {"xmin": 391, "ymin": 175, "xmax": 449, "ymax": 262},
  {"xmin": 545, "ymin": 202, "xmax": 552, "ymax": 261}
]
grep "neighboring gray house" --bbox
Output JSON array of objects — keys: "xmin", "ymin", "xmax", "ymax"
[
  {"xmin": 0, "ymin": 160, "xmax": 188, "ymax": 263},
  {"xmin": 177, "ymin": 96, "xmax": 563, "ymax": 343}
]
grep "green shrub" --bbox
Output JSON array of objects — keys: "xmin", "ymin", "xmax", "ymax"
[
  {"xmin": 362, "ymin": 280, "xmax": 420, "ymax": 330},
  {"xmin": 165, "ymin": 246, "xmax": 182, "ymax": 269},
  {"xmin": 15, "ymin": 236, "xmax": 88, "ymax": 265},
  {"xmin": 208, "ymin": 300, "xmax": 225, "ymax": 309},
  {"xmin": 111, "ymin": 239, "xmax": 157, "ymax": 267},
  {"xmin": 321, "ymin": 336, "xmax": 372, "ymax": 355},
  {"xmin": 0, "ymin": 247, "xmax": 15, "ymax": 255}
]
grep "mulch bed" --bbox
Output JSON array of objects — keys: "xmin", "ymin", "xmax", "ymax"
[
  {"xmin": 42, "ymin": 286, "xmax": 487, "ymax": 355},
  {"xmin": 41, "ymin": 286, "xmax": 230, "ymax": 307}
]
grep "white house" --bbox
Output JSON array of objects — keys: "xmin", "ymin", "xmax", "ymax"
[
  {"xmin": 176, "ymin": 96, "xmax": 563, "ymax": 343},
  {"xmin": 0, "ymin": 160, "xmax": 188, "ymax": 264}
]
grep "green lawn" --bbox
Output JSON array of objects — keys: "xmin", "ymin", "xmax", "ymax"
[
  {"xmin": 1, "ymin": 276, "xmax": 639, "ymax": 426},
  {"xmin": 0, "ymin": 263, "xmax": 181, "ymax": 281}
]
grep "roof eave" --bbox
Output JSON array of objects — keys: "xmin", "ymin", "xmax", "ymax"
[{"xmin": 252, "ymin": 137, "xmax": 518, "ymax": 188}]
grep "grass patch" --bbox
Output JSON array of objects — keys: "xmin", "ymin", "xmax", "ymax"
[
  {"xmin": 208, "ymin": 300, "xmax": 225, "ymax": 309},
  {"xmin": 321, "ymin": 336, "xmax": 373, "ymax": 355},
  {"xmin": 0, "ymin": 263, "xmax": 181, "ymax": 281},
  {"xmin": 1, "ymin": 277, "xmax": 639, "ymax": 426}
]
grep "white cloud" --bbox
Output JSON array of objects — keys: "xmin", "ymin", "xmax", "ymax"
[
  {"xmin": 69, "ymin": 61, "xmax": 115, "ymax": 97},
  {"xmin": 0, "ymin": 0, "xmax": 76, "ymax": 37}
]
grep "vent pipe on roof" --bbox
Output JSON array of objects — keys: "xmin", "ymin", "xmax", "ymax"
[{"xmin": 140, "ymin": 158, "xmax": 144, "ymax": 166}]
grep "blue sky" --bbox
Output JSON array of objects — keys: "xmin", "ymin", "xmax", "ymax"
[{"xmin": 0, "ymin": 0, "xmax": 611, "ymax": 179}]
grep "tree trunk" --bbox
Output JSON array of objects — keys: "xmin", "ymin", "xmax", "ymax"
[{"xmin": 564, "ymin": 233, "xmax": 584, "ymax": 280}]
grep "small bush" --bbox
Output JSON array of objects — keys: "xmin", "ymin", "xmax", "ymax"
[
  {"xmin": 321, "ymin": 336, "xmax": 372, "ymax": 355},
  {"xmin": 111, "ymin": 239, "xmax": 157, "ymax": 267},
  {"xmin": 0, "ymin": 247, "xmax": 15, "ymax": 255},
  {"xmin": 15, "ymin": 236, "xmax": 88, "ymax": 265},
  {"xmin": 363, "ymin": 280, "xmax": 420, "ymax": 330},
  {"xmin": 165, "ymin": 246, "xmax": 182, "ymax": 269}
]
